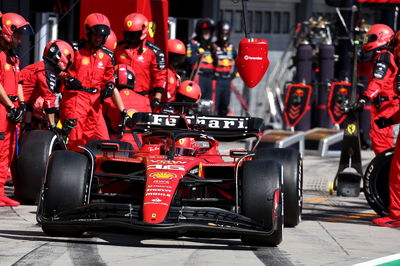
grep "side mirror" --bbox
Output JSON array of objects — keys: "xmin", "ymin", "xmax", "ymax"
[
  {"xmin": 97, "ymin": 143, "xmax": 120, "ymax": 152},
  {"xmin": 229, "ymin": 149, "xmax": 252, "ymax": 158}
]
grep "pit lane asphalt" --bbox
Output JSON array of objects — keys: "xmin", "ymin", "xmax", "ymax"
[{"xmin": 1, "ymin": 149, "xmax": 399, "ymax": 266}]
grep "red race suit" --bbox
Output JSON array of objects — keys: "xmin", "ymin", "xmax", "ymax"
[
  {"xmin": 59, "ymin": 40, "xmax": 114, "ymax": 150},
  {"xmin": 114, "ymin": 40, "xmax": 166, "ymax": 100}
]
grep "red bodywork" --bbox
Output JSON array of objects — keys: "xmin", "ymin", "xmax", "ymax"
[{"xmin": 95, "ymin": 131, "xmax": 234, "ymax": 224}]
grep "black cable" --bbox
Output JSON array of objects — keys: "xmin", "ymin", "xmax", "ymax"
[{"xmin": 241, "ymin": 0, "xmax": 249, "ymax": 39}]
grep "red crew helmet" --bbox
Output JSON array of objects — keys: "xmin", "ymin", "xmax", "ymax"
[
  {"xmin": 363, "ymin": 24, "xmax": 394, "ymax": 51},
  {"xmin": 43, "ymin": 40, "xmax": 74, "ymax": 72},
  {"xmin": 168, "ymin": 39, "xmax": 186, "ymax": 55},
  {"xmin": 114, "ymin": 64, "xmax": 136, "ymax": 90},
  {"xmin": 123, "ymin": 13, "xmax": 148, "ymax": 40},
  {"xmin": 104, "ymin": 29, "xmax": 117, "ymax": 51},
  {"xmin": 176, "ymin": 80, "xmax": 201, "ymax": 103},
  {"xmin": 1, "ymin": 13, "xmax": 33, "ymax": 43},
  {"xmin": 84, "ymin": 13, "xmax": 110, "ymax": 37}
]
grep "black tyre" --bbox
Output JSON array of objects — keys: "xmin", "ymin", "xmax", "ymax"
[
  {"xmin": 15, "ymin": 130, "xmax": 63, "ymax": 204},
  {"xmin": 255, "ymin": 148, "xmax": 303, "ymax": 227},
  {"xmin": 86, "ymin": 139, "xmax": 134, "ymax": 158},
  {"xmin": 240, "ymin": 159, "xmax": 283, "ymax": 246},
  {"xmin": 41, "ymin": 150, "xmax": 91, "ymax": 236},
  {"xmin": 364, "ymin": 148, "xmax": 393, "ymax": 217}
]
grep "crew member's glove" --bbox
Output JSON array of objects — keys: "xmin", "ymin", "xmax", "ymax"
[
  {"xmin": 6, "ymin": 105, "xmax": 23, "ymax": 124},
  {"xmin": 151, "ymin": 98, "xmax": 161, "ymax": 111},
  {"xmin": 101, "ymin": 82, "xmax": 115, "ymax": 103},
  {"xmin": 351, "ymin": 95, "xmax": 368, "ymax": 112},
  {"xmin": 18, "ymin": 101, "xmax": 26, "ymax": 112},
  {"xmin": 49, "ymin": 124, "xmax": 65, "ymax": 142},
  {"xmin": 118, "ymin": 109, "xmax": 130, "ymax": 138},
  {"xmin": 375, "ymin": 117, "xmax": 395, "ymax": 129},
  {"xmin": 65, "ymin": 76, "xmax": 83, "ymax": 90}
]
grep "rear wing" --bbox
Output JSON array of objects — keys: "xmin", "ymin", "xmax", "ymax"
[{"xmin": 132, "ymin": 113, "xmax": 265, "ymax": 140}]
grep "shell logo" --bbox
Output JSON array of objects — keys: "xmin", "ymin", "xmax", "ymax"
[
  {"xmin": 120, "ymin": 53, "xmax": 127, "ymax": 59},
  {"xmin": 5, "ymin": 20, "xmax": 11, "ymax": 25},
  {"xmin": 169, "ymin": 77, "xmax": 175, "ymax": 84},
  {"xmin": 63, "ymin": 49, "xmax": 69, "ymax": 55},
  {"xmin": 177, "ymin": 44, "xmax": 183, "ymax": 50},
  {"xmin": 98, "ymin": 52, "xmax": 104, "ymax": 59},
  {"xmin": 150, "ymin": 172, "xmax": 176, "ymax": 179},
  {"xmin": 186, "ymin": 85, "xmax": 192, "ymax": 92},
  {"xmin": 127, "ymin": 20, "xmax": 133, "ymax": 28},
  {"xmin": 4, "ymin": 64, "xmax": 10, "ymax": 71},
  {"xmin": 82, "ymin": 57, "xmax": 90, "ymax": 65}
]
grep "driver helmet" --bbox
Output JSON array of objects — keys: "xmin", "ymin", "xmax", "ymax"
[{"xmin": 175, "ymin": 138, "xmax": 197, "ymax": 156}]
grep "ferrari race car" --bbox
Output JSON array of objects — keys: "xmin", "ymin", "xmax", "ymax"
[{"xmin": 36, "ymin": 112, "xmax": 302, "ymax": 246}]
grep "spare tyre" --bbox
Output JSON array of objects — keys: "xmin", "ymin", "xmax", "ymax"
[
  {"xmin": 15, "ymin": 130, "xmax": 64, "ymax": 204},
  {"xmin": 364, "ymin": 148, "xmax": 393, "ymax": 217}
]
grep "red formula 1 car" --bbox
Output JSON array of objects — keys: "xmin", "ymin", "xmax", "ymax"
[{"xmin": 36, "ymin": 112, "xmax": 302, "ymax": 246}]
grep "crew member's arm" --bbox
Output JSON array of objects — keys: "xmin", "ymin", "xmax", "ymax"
[
  {"xmin": 0, "ymin": 83, "xmax": 13, "ymax": 108},
  {"xmin": 112, "ymin": 89, "xmax": 125, "ymax": 112}
]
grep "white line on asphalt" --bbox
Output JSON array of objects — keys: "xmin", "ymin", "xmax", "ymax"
[{"xmin": 353, "ymin": 253, "xmax": 400, "ymax": 266}]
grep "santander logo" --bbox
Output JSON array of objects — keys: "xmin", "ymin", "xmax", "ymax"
[{"xmin": 244, "ymin": 55, "xmax": 263, "ymax": 60}]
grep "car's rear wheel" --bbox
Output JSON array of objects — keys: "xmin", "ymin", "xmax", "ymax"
[
  {"xmin": 240, "ymin": 159, "xmax": 283, "ymax": 246},
  {"xmin": 255, "ymin": 148, "xmax": 302, "ymax": 227},
  {"xmin": 86, "ymin": 139, "xmax": 134, "ymax": 158},
  {"xmin": 41, "ymin": 150, "xmax": 91, "ymax": 236},
  {"xmin": 15, "ymin": 130, "xmax": 63, "ymax": 204},
  {"xmin": 364, "ymin": 148, "xmax": 392, "ymax": 217}
]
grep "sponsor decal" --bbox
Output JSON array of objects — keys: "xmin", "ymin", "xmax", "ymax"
[
  {"xmin": 152, "ymin": 180, "xmax": 170, "ymax": 184},
  {"xmin": 148, "ymin": 21, "xmax": 156, "ymax": 38},
  {"xmin": 152, "ymin": 213, "xmax": 157, "ymax": 218},
  {"xmin": 146, "ymin": 188, "xmax": 172, "ymax": 193},
  {"xmin": 98, "ymin": 52, "xmax": 104, "ymax": 59},
  {"xmin": 149, "ymin": 160, "xmax": 186, "ymax": 164},
  {"xmin": 82, "ymin": 57, "xmax": 90, "ymax": 65},
  {"xmin": 244, "ymin": 55, "xmax": 263, "ymax": 60},
  {"xmin": 144, "ymin": 202, "xmax": 168, "ymax": 206},
  {"xmin": 149, "ymin": 172, "xmax": 176, "ymax": 179},
  {"xmin": 146, "ymin": 192, "xmax": 171, "ymax": 197},
  {"xmin": 4, "ymin": 64, "xmax": 10, "ymax": 71},
  {"xmin": 148, "ymin": 165, "xmax": 185, "ymax": 171},
  {"xmin": 149, "ymin": 114, "xmax": 246, "ymax": 129},
  {"xmin": 127, "ymin": 20, "xmax": 132, "ymax": 28},
  {"xmin": 151, "ymin": 198, "xmax": 162, "ymax": 202}
]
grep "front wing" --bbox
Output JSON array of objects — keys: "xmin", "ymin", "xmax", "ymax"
[{"xmin": 39, "ymin": 203, "xmax": 276, "ymax": 237}]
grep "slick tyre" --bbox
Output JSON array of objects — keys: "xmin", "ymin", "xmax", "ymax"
[
  {"xmin": 241, "ymin": 159, "xmax": 283, "ymax": 246},
  {"xmin": 364, "ymin": 148, "xmax": 393, "ymax": 217},
  {"xmin": 15, "ymin": 130, "xmax": 63, "ymax": 204},
  {"xmin": 86, "ymin": 139, "xmax": 134, "ymax": 158},
  {"xmin": 41, "ymin": 151, "xmax": 91, "ymax": 236},
  {"xmin": 255, "ymin": 148, "xmax": 303, "ymax": 227}
]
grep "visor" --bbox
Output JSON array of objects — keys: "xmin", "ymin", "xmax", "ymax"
[{"xmin": 91, "ymin": 24, "xmax": 110, "ymax": 36}]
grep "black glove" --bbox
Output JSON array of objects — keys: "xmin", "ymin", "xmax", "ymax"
[
  {"xmin": 151, "ymin": 98, "xmax": 161, "ymax": 111},
  {"xmin": 101, "ymin": 82, "xmax": 115, "ymax": 103},
  {"xmin": 49, "ymin": 124, "xmax": 65, "ymax": 142},
  {"xmin": 19, "ymin": 101, "xmax": 26, "ymax": 112},
  {"xmin": 118, "ymin": 109, "xmax": 129, "ymax": 137},
  {"xmin": 351, "ymin": 96, "xmax": 368, "ymax": 112},
  {"xmin": 6, "ymin": 105, "xmax": 23, "ymax": 124},
  {"xmin": 65, "ymin": 75, "xmax": 83, "ymax": 90},
  {"xmin": 375, "ymin": 117, "xmax": 395, "ymax": 129}
]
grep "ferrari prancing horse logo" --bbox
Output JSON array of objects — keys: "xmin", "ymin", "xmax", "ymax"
[{"xmin": 347, "ymin": 124, "xmax": 356, "ymax": 135}]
